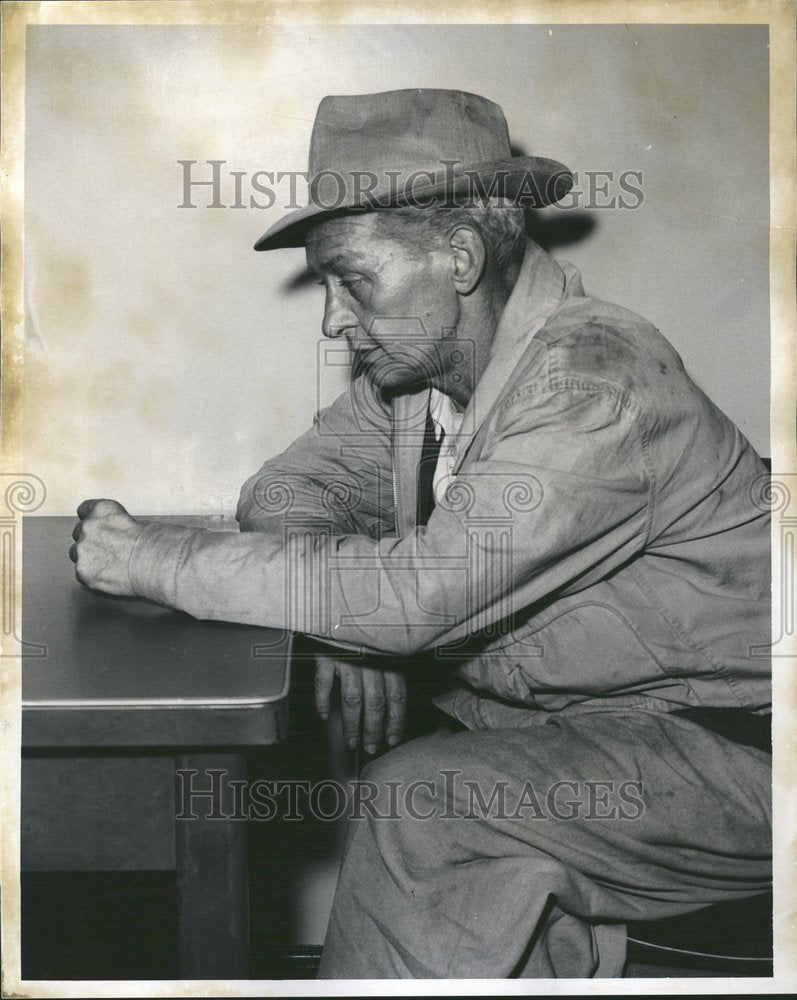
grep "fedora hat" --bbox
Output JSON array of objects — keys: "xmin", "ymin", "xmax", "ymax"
[{"xmin": 254, "ymin": 88, "xmax": 573, "ymax": 251}]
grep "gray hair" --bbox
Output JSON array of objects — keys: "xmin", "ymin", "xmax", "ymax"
[{"xmin": 372, "ymin": 197, "xmax": 526, "ymax": 273}]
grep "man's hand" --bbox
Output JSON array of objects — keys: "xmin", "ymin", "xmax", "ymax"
[
  {"xmin": 69, "ymin": 499, "xmax": 144, "ymax": 596},
  {"xmin": 315, "ymin": 654, "xmax": 407, "ymax": 754}
]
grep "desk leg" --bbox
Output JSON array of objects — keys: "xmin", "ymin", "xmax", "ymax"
[{"xmin": 175, "ymin": 752, "xmax": 249, "ymax": 979}]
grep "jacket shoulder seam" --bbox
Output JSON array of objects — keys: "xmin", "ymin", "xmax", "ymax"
[{"xmin": 495, "ymin": 379, "xmax": 657, "ymax": 547}]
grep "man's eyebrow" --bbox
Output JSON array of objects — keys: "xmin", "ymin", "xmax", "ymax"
[{"xmin": 311, "ymin": 252, "xmax": 365, "ymax": 274}]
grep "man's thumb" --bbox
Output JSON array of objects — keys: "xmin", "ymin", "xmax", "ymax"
[{"xmin": 77, "ymin": 498, "xmax": 128, "ymax": 519}]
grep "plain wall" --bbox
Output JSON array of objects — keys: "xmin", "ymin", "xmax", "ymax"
[{"xmin": 24, "ymin": 24, "xmax": 770, "ymax": 515}]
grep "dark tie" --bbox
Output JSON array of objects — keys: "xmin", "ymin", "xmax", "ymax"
[{"xmin": 417, "ymin": 407, "xmax": 444, "ymax": 527}]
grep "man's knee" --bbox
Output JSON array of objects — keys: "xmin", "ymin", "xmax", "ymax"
[
  {"xmin": 360, "ymin": 730, "xmax": 459, "ymax": 786},
  {"xmin": 359, "ymin": 736, "xmax": 444, "ymax": 820},
  {"xmin": 360, "ymin": 728, "xmax": 489, "ymax": 793}
]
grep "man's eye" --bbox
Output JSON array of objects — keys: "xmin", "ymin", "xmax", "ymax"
[{"xmin": 317, "ymin": 275, "xmax": 366, "ymax": 299}]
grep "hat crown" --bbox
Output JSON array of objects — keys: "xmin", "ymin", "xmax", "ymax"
[
  {"xmin": 309, "ymin": 89, "xmax": 512, "ymax": 176},
  {"xmin": 254, "ymin": 88, "xmax": 573, "ymax": 250}
]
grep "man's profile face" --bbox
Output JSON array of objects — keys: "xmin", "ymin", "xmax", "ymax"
[{"xmin": 306, "ymin": 213, "xmax": 462, "ymax": 395}]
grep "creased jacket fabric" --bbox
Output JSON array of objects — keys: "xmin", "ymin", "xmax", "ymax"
[{"xmin": 129, "ymin": 242, "xmax": 771, "ymax": 724}]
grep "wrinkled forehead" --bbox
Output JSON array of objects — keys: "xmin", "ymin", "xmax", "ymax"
[{"xmin": 305, "ymin": 212, "xmax": 395, "ymax": 271}]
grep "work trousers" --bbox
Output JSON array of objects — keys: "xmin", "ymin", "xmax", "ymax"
[{"xmin": 318, "ymin": 709, "xmax": 771, "ymax": 978}]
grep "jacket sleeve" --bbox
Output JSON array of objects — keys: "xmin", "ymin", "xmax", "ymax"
[
  {"xmin": 128, "ymin": 383, "xmax": 653, "ymax": 654},
  {"xmin": 236, "ymin": 375, "xmax": 395, "ymax": 539}
]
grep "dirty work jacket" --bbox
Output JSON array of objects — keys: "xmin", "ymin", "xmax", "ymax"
[{"xmin": 129, "ymin": 242, "xmax": 771, "ymax": 723}]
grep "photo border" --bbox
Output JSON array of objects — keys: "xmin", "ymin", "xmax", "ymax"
[{"xmin": 2, "ymin": 1, "xmax": 795, "ymax": 996}]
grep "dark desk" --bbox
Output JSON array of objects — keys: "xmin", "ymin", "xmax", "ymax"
[{"xmin": 22, "ymin": 516, "xmax": 292, "ymax": 979}]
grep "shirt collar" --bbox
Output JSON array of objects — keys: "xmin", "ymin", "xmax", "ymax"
[{"xmin": 429, "ymin": 387, "xmax": 464, "ymax": 441}]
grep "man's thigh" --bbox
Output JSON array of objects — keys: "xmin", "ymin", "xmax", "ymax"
[{"xmin": 357, "ymin": 708, "xmax": 771, "ymax": 922}]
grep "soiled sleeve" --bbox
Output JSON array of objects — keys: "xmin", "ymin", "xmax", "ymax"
[
  {"xmin": 128, "ymin": 382, "xmax": 653, "ymax": 656},
  {"xmin": 236, "ymin": 375, "xmax": 395, "ymax": 538}
]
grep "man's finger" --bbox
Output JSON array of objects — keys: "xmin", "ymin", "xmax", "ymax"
[
  {"xmin": 383, "ymin": 671, "xmax": 407, "ymax": 747},
  {"xmin": 338, "ymin": 665, "xmax": 364, "ymax": 750},
  {"xmin": 314, "ymin": 659, "xmax": 336, "ymax": 720},
  {"xmin": 77, "ymin": 499, "xmax": 100, "ymax": 519},
  {"xmin": 361, "ymin": 668, "xmax": 386, "ymax": 755},
  {"xmin": 77, "ymin": 498, "xmax": 128, "ymax": 520}
]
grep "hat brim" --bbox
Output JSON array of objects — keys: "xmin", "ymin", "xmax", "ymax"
[{"xmin": 253, "ymin": 155, "xmax": 573, "ymax": 251}]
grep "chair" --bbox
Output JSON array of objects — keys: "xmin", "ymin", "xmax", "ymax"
[{"xmin": 626, "ymin": 890, "xmax": 773, "ymax": 976}]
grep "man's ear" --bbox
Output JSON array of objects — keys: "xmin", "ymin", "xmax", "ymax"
[{"xmin": 448, "ymin": 226, "xmax": 486, "ymax": 295}]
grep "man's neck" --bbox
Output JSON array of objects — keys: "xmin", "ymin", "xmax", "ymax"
[{"xmin": 438, "ymin": 261, "xmax": 521, "ymax": 409}]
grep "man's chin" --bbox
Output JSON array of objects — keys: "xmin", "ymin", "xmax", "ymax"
[
  {"xmin": 371, "ymin": 369, "xmax": 427, "ymax": 394},
  {"xmin": 354, "ymin": 355, "xmax": 427, "ymax": 393}
]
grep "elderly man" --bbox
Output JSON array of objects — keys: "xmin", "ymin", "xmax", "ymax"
[{"xmin": 72, "ymin": 89, "xmax": 771, "ymax": 979}]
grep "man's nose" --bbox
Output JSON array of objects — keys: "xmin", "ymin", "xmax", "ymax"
[{"xmin": 322, "ymin": 288, "xmax": 358, "ymax": 340}]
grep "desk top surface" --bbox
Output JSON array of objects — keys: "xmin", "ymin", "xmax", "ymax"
[{"xmin": 22, "ymin": 517, "xmax": 290, "ymax": 714}]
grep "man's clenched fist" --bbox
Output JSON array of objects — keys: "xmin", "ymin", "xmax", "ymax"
[{"xmin": 70, "ymin": 499, "xmax": 144, "ymax": 596}]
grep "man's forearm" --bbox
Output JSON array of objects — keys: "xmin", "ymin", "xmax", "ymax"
[
  {"xmin": 127, "ymin": 518, "xmax": 455, "ymax": 654},
  {"xmin": 129, "ymin": 520, "xmax": 289, "ymax": 627},
  {"xmin": 128, "ymin": 520, "xmax": 428, "ymax": 652}
]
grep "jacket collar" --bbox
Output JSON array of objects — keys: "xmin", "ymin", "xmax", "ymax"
[
  {"xmin": 389, "ymin": 241, "xmax": 583, "ymax": 533},
  {"xmin": 450, "ymin": 240, "xmax": 583, "ymax": 474}
]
